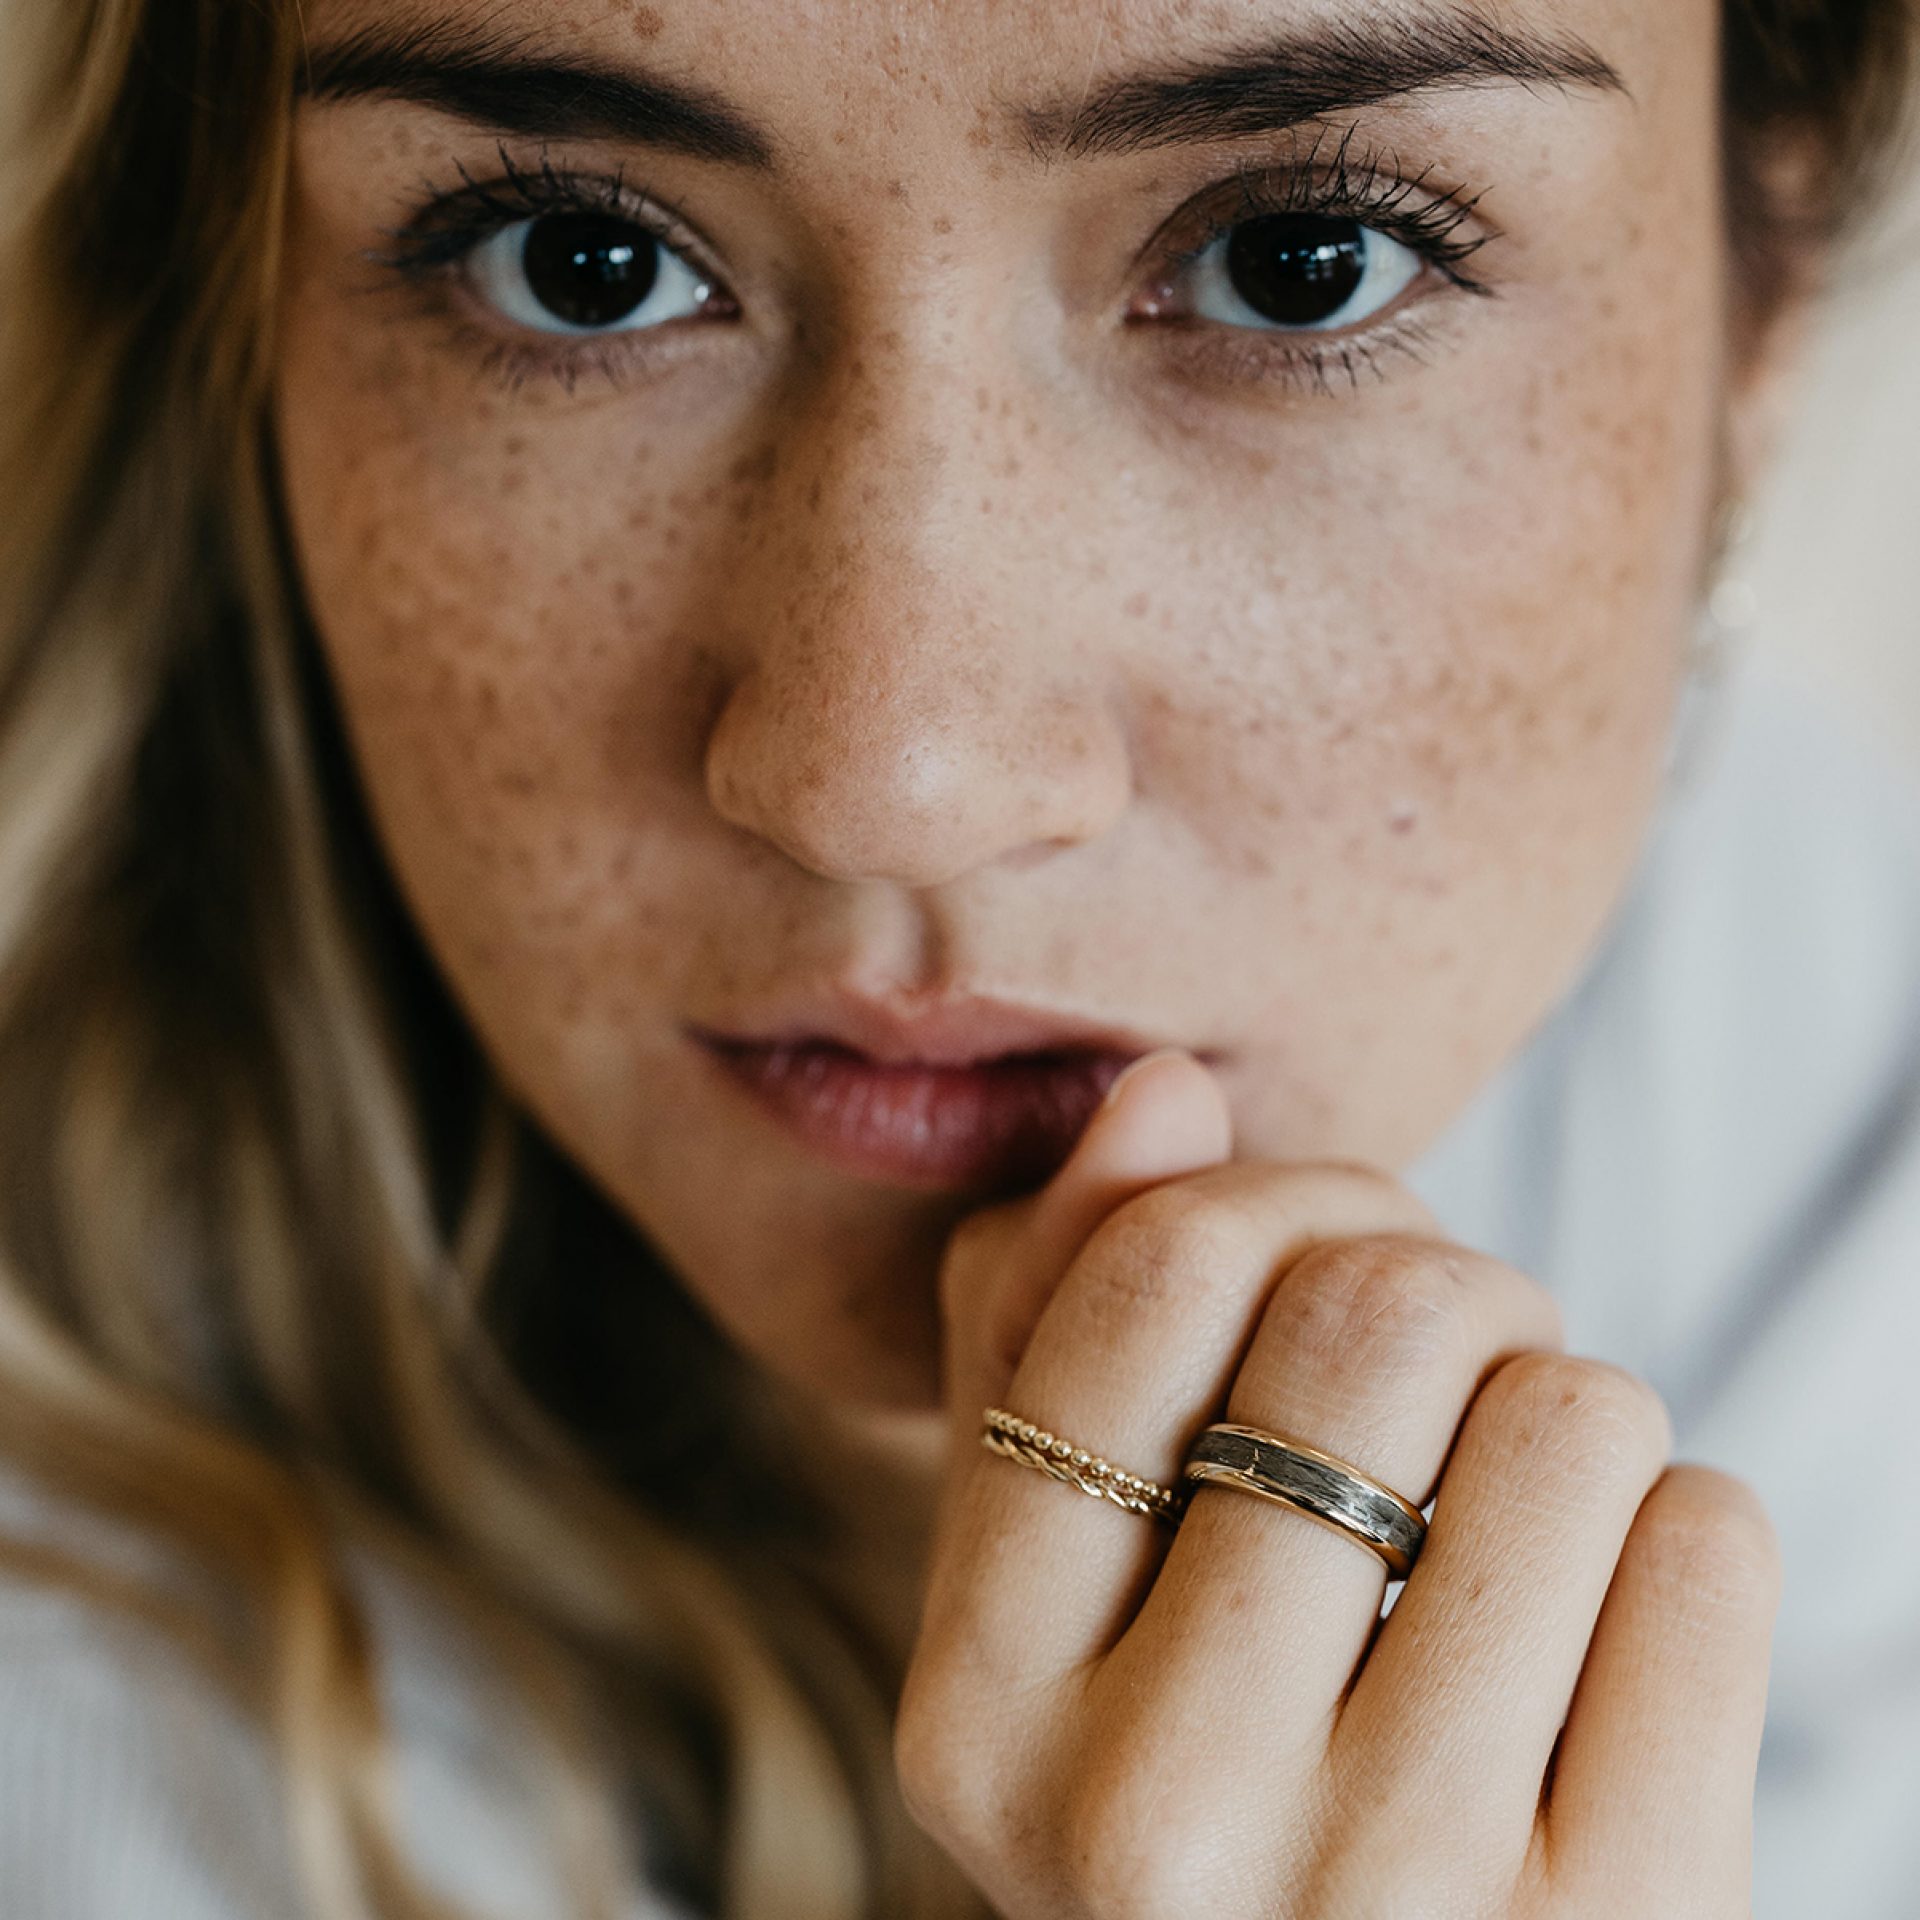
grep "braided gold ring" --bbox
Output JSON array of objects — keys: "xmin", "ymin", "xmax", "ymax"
[{"xmin": 980, "ymin": 1407, "xmax": 1183, "ymax": 1525}]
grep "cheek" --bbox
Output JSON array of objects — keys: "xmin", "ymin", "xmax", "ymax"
[
  {"xmin": 1101, "ymin": 171, "xmax": 1721, "ymax": 1160},
  {"xmin": 1137, "ymin": 218, "xmax": 1717, "ymax": 905},
  {"xmin": 269, "ymin": 292, "xmax": 748, "ymax": 1058}
]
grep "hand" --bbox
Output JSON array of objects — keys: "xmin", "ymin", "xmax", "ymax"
[{"xmin": 896, "ymin": 1049, "xmax": 1780, "ymax": 1918}]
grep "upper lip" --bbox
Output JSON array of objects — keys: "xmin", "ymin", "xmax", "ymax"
[{"xmin": 687, "ymin": 982, "xmax": 1216, "ymax": 1069}]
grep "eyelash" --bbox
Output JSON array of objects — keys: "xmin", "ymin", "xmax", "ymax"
[
  {"xmin": 363, "ymin": 130, "xmax": 1498, "ymax": 400},
  {"xmin": 1138, "ymin": 125, "xmax": 1498, "ymax": 394}
]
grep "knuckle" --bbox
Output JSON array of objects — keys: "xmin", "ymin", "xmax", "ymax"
[
  {"xmin": 891, "ymin": 1665, "xmax": 998, "ymax": 1849},
  {"xmin": 1077, "ymin": 1179, "xmax": 1268, "ymax": 1318},
  {"xmin": 1475, "ymin": 1350, "xmax": 1673, "ymax": 1478},
  {"xmin": 1631, "ymin": 1465, "xmax": 1783, "ymax": 1615},
  {"xmin": 1291, "ymin": 1155, "xmax": 1446, "ymax": 1232},
  {"xmin": 1264, "ymin": 1233, "xmax": 1478, "ymax": 1385}
]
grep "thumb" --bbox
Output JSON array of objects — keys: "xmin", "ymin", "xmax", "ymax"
[{"xmin": 936, "ymin": 1045, "xmax": 1235, "ymax": 1465}]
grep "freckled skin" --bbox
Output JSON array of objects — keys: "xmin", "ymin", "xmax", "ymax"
[{"xmin": 275, "ymin": 0, "xmax": 1780, "ymax": 1409}]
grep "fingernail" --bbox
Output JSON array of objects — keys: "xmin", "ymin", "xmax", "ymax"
[{"xmin": 1100, "ymin": 1044, "xmax": 1188, "ymax": 1112}]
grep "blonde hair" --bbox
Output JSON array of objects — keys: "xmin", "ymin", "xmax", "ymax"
[
  {"xmin": 0, "ymin": 3, "xmax": 989, "ymax": 1914},
  {"xmin": 2, "ymin": 1, "xmax": 1916, "ymax": 1917}
]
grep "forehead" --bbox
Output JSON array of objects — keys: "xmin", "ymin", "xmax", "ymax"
[{"xmin": 291, "ymin": 0, "xmax": 1673, "ymax": 178}]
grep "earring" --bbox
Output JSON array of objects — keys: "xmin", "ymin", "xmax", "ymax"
[{"xmin": 1667, "ymin": 499, "xmax": 1756, "ymax": 791}]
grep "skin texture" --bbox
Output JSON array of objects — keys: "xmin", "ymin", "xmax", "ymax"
[
  {"xmin": 274, "ymin": 0, "xmax": 1770, "ymax": 1419},
  {"xmin": 902, "ymin": 1051, "xmax": 1778, "ymax": 1913},
  {"xmin": 272, "ymin": 4, "xmax": 1797, "ymax": 1903}
]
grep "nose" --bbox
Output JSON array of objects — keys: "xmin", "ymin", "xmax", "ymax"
[{"xmin": 701, "ymin": 352, "xmax": 1133, "ymax": 891}]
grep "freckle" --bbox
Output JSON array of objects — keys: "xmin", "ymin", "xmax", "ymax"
[
  {"xmin": 627, "ymin": 503, "xmax": 654, "ymax": 529},
  {"xmin": 728, "ymin": 443, "xmax": 778, "ymax": 485},
  {"xmin": 629, "ymin": 4, "xmax": 664, "ymax": 37},
  {"xmin": 933, "ymin": 215, "xmax": 953, "ymax": 235},
  {"xmin": 886, "ymin": 178, "xmax": 908, "ymax": 200}
]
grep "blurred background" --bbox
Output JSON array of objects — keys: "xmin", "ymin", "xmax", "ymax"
[{"xmin": 1746, "ymin": 150, "xmax": 1920, "ymax": 763}]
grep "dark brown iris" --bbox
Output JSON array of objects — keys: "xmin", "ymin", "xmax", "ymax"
[
  {"xmin": 520, "ymin": 212, "xmax": 659, "ymax": 328},
  {"xmin": 1224, "ymin": 214, "xmax": 1367, "ymax": 327}
]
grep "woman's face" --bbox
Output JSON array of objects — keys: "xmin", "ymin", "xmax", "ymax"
[{"xmin": 274, "ymin": 0, "xmax": 1774, "ymax": 1408}]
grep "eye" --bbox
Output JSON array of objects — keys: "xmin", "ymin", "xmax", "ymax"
[
  {"xmin": 1178, "ymin": 212, "xmax": 1424, "ymax": 332},
  {"xmin": 466, "ymin": 208, "xmax": 723, "ymax": 335}
]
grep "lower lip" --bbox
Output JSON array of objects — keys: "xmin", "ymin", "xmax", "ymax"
[{"xmin": 688, "ymin": 1030, "xmax": 1142, "ymax": 1190}]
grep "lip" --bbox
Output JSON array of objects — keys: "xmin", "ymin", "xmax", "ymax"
[
  {"xmin": 683, "ymin": 983, "xmax": 1221, "ymax": 1190},
  {"xmin": 684, "ymin": 983, "xmax": 1209, "ymax": 1069}
]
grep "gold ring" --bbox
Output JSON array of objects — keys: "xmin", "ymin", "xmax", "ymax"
[
  {"xmin": 980, "ymin": 1407, "xmax": 1183, "ymax": 1526},
  {"xmin": 1182, "ymin": 1422, "xmax": 1427, "ymax": 1579}
]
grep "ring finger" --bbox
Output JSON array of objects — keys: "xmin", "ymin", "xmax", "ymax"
[
  {"xmin": 920, "ymin": 1155, "xmax": 1445, "ymax": 1697},
  {"xmin": 1114, "ymin": 1231, "xmax": 1564, "ymax": 1736}
]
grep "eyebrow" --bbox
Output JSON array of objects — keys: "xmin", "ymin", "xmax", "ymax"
[
  {"xmin": 1013, "ymin": 11, "xmax": 1629, "ymax": 162},
  {"xmin": 292, "ymin": 7, "xmax": 1628, "ymax": 174},
  {"xmin": 293, "ymin": 13, "xmax": 777, "ymax": 168}
]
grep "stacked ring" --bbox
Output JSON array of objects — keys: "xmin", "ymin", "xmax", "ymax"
[
  {"xmin": 980, "ymin": 1408, "xmax": 1184, "ymax": 1525},
  {"xmin": 979, "ymin": 1405, "xmax": 1429, "ymax": 1578}
]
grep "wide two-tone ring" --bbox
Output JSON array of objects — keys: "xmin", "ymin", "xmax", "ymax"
[{"xmin": 1182, "ymin": 1422, "xmax": 1428, "ymax": 1579}]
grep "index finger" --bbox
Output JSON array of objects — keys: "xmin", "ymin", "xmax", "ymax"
[{"xmin": 919, "ymin": 1079, "xmax": 1443, "ymax": 1694}]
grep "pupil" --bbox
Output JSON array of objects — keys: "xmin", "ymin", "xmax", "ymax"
[
  {"xmin": 521, "ymin": 212, "xmax": 660, "ymax": 328},
  {"xmin": 1225, "ymin": 215, "xmax": 1367, "ymax": 327}
]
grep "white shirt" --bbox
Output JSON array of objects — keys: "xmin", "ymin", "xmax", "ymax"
[
  {"xmin": 1407, "ymin": 644, "xmax": 1920, "ymax": 1916},
  {"xmin": 0, "ymin": 642, "xmax": 1915, "ymax": 1915}
]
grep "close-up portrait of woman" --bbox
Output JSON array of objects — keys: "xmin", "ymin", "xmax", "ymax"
[{"xmin": 1, "ymin": 0, "xmax": 1918, "ymax": 1913}]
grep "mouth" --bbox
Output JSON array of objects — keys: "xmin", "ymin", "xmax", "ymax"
[
  {"xmin": 685, "ymin": 1029, "xmax": 1150, "ymax": 1191},
  {"xmin": 683, "ymin": 978, "xmax": 1221, "ymax": 1191}
]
